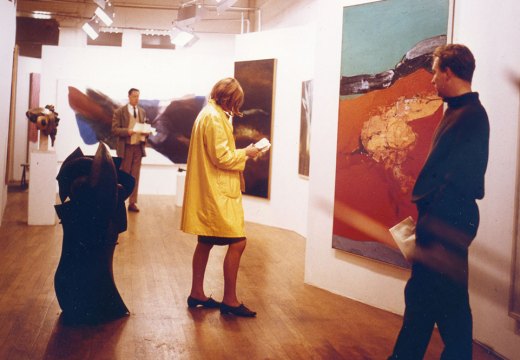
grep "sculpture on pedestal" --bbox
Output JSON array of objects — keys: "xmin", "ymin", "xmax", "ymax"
[
  {"xmin": 26, "ymin": 104, "xmax": 60, "ymax": 150},
  {"xmin": 54, "ymin": 143, "xmax": 134, "ymax": 324}
]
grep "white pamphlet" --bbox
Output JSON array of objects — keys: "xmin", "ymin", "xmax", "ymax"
[
  {"xmin": 389, "ymin": 216, "xmax": 416, "ymax": 262},
  {"xmin": 254, "ymin": 137, "xmax": 271, "ymax": 152},
  {"xmin": 133, "ymin": 122, "xmax": 157, "ymax": 136}
]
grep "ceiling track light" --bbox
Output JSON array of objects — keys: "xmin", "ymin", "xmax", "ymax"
[
  {"xmin": 32, "ymin": 11, "xmax": 52, "ymax": 20},
  {"xmin": 82, "ymin": 19, "xmax": 100, "ymax": 40},
  {"xmin": 170, "ymin": 24, "xmax": 199, "ymax": 48},
  {"xmin": 216, "ymin": 0, "xmax": 238, "ymax": 14},
  {"xmin": 95, "ymin": 6, "xmax": 114, "ymax": 26},
  {"xmin": 94, "ymin": 0, "xmax": 107, "ymax": 9},
  {"xmin": 82, "ymin": 0, "xmax": 115, "ymax": 39}
]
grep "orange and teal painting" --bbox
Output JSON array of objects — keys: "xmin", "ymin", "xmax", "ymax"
[{"xmin": 332, "ymin": 0, "xmax": 451, "ymax": 268}]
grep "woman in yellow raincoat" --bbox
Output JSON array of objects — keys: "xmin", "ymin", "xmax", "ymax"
[{"xmin": 181, "ymin": 78, "xmax": 260, "ymax": 317}]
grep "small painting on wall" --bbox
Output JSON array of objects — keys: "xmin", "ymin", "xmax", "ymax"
[
  {"xmin": 234, "ymin": 58, "xmax": 277, "ymax": 199},
  {"xmin": 299, "ymin": 79, "xmax": 313, "ymax": 178},
  {"xmin": 28, "ymin": 73, "xmax": 40, "ymax": 144},
  {"xmin": 510, "ymin": 77, "xmax": 520, "ymax": 322},
  {"xmin": 332, "ymin": 0, "xmax": 452, "ymax": 268}
]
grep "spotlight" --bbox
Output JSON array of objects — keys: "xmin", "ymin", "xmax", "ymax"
[
  {"xmin": 95, "ymin": 6, "xmax": 114, "ymax": 26},
  {"xmin": 216, "ymin": 0, "xmax": 238, "ymax": 14},
  {"xmin": 176, "ymin": 4, "xmax": 202, "ymax": 26},
  {"xmin": 32, "ymin": 11, "xmax": 52, "ymax": 19},
  {"xmin": 93, "ymin": 0, "xmax": 106, "ymax": 8},
  {"xmin": 170, "ymin": 25, "xmax": 199, "ymax": 48},
  {"xmin": 82, "ymin": 19, "xmax": 100, "ymax": 40}
]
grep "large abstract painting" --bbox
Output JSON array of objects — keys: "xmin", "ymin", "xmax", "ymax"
[
  {"xmin": 332, "ymin": 0, "xmax": 451, "ymax": 268},
  {"xmin": 234, "ymin": 59, "xmax": 277, "ymax": 199},
  {"xmin": 56, "ymin": 80, "xmax": 206, "ymax": 164}
]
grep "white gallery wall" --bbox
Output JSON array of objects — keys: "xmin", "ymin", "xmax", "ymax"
[
  {"xmin": 258, "ymin": 0, "xmax": 520, "ymax": 358},
  {"xmin": 0, "ymin": 1, "xmax": 16, "ymax": 226},
  {"xmin": 235, "ymin": 26, "xmax": 315, "ymax": 237}
]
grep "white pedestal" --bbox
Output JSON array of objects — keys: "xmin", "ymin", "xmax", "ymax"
[
  {"xmin": 175, "ymin": 171, "xmax": 186, "ymax": 207},
  {"xmin": 28, "ymin": 150, "xmax": 57, "ymax": 225}
]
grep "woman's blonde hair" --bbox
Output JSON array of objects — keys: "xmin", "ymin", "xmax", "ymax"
[{"xmin": 210, "ymin": 77, "xmax": 244, "ymax": 117}]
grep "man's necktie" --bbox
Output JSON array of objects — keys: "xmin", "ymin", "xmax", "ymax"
[{"xmin": 133, "ymin": 106, "xmax": 137, "ymax": 118}]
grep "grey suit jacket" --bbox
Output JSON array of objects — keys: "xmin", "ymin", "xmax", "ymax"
[{"xmin": 111, "ymin": 104, "xmax": 147, "ymax": 158}]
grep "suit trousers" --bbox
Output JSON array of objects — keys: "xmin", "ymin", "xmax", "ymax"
[
  {"xmin": 121, "ymin": 144, "xmax": 142, "ymax": 204},
  {"xmin": 389, "ymin": 262, "xmax": 472, "ymax": 360}
]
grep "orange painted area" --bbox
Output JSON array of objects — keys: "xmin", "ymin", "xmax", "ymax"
[{"xmin": 333, "ymin": 69, "xmax": 443, "ymax": 246}]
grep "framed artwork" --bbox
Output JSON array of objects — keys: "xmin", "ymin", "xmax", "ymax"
[
  {"xmin": 6, "ymin": 45, "xmax": 18, "ymax": 185},
  {"xmin": 28, "ymin": 73, "xmax": 40, "ymax": 144},
  {"xmin": 234, "ymin": 58, "xmax": 277, "ymax": 199},
  {"xmin": 510, "ymin": 84, "xmax": 520, "ymax": 322},
  {"xmin": 511, "ymin": 206, "xmax": 520, "ymax": 321},
  {"xmin": 332, "ymin": 0, "xmax": 452, "ymax": 268},
  {"xmin": 299, "ymin": 79, "xmax": 313, "ymax": 177}
]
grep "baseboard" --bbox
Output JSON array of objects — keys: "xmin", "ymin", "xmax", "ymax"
[{"xmin": 473, "ymin": 339, "xmax": 507, "ymax": 360}]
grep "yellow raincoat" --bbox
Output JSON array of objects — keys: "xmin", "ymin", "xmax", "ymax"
[{"xmin": 180, "ymin": 100, "xmax": 247, "ymax": 237}]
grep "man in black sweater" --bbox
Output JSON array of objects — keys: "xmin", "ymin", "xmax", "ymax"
[{"xmin": 389, "ymin": 44, "xmax": 490, "ymax": 360}]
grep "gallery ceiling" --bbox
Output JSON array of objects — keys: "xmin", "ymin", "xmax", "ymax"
[{"xmin": 15, "ymin": 0, "xmax": 262, "ymax": 34}]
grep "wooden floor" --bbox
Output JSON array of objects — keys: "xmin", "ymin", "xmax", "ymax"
[{"xmin": 0, "ymin": 189, "xmax": 502, "ymax": 359}]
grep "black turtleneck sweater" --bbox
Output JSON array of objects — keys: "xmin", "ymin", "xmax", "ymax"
[{"xmin": 412, "ymin": 92, "xmax": 490, "ymax": 204}]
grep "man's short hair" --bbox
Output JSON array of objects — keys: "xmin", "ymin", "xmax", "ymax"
[
  {"xmin": 433, "ymin": 44, "xmax": 476, "ymax": 83},
  {"xmin": 128, "ymin": 88, "xmax": 140, "ymax": 96}
]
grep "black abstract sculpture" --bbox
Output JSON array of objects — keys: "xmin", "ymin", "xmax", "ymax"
[{"xmin": 54, "ymin": 143, "xmax": 134, "ymax": 324}]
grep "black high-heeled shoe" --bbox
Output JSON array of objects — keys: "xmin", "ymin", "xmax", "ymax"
[
  {"xmin": 187, "ymin": 296, "xmax": 221, "ymax": 308},
  {"xmin": 220, "ymin": 303, "xmax": 257, "ymax": 317}
]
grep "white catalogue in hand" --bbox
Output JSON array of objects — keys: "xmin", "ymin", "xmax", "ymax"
[
  {"xmin": 254, "ymin": 137, "xmax": 271, "ymax": 153},
  {"xmin": 133, "ymin": 122, "xmax": 157, "ymax": 136},
  {"xmin": 389, "ymin": 216, "xmax": 416, "ymax": 261}
]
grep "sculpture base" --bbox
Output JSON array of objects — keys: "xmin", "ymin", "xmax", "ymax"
[{"xmin": 28, "ymin": 150, "xmax": 57, "ymax": 225}]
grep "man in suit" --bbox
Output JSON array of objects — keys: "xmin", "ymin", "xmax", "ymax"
[
  {"xmin": 112, "ymin": 88, "xmax": 148, "ymax": 212},
  {"xmin": 388, "ymin": 44, "xmax": 490, "ymax": 360}
]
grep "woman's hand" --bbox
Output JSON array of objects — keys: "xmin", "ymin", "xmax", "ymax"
[{"xmin": 244, "ymin": 144, "xmax": 260, "ymax": 159}]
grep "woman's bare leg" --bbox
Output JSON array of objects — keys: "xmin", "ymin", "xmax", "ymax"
[
  {"xmin": 189, "ymin": 241, "xmax": 213, "ymax": 300},
  {"xmin": 222, "ymin": 239, "xmax": 246, "ymax": 306}
]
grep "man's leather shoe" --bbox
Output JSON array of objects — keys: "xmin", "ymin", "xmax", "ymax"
[
  {"xmin": 187, "ymin": 296, "xmax": 221, "ymax": 308},
  {"xmin": 220, "ymin": 303, "xmax": 256, "ymax": 317},
  {"xmin": 128, "ymin": 203, "xmax": 140, "ymax": 212}
]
